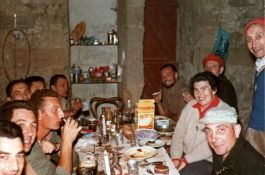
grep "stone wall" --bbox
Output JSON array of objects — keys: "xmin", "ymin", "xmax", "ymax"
[
  {"xmin": 117, "ymin": 0, "xmax": 145, "ymax": 105},
  {"xmin": 0, "ymin": 0, "xmax": 263, "ymax": 131},
  {"xmin": 0, "ymin": 0, "xmax": 69, "ymax": 103},
  {"xmin": 176, "ymin": 0, "xmax": 264, "ymax": 132}
]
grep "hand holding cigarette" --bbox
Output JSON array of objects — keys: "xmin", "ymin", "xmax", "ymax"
[
  {"xmin": 152, "ymin": 89, "xmax": 162, "ymax": 103},
  {"xmin": 152, "ymin": 91, "xmax": 160, "ymax": 96}
]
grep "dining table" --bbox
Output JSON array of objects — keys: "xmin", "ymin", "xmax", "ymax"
[{"xmin": 74, "ymin": 125, "xmax": 179, "ymax": 175}]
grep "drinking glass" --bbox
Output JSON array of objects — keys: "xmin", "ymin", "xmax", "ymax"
[
  {"xmin": 77, "ymin": 152, "xmax": 97, "ymax": 175},
  {"xmin": 129, "ymin": 134, "xmax": 137, "ymax": 146},
  {"xmin": 77, "ymin": 160, "xmax": 97, "ymax": 175},
  {"xmin": 114, "ymin": 133, "xmax": 124, "ymax": 155}
]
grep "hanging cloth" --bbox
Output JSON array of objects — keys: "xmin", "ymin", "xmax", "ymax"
[{"xmin": 212, "ymin": 28, "xmax": 231, "ymax": 60}]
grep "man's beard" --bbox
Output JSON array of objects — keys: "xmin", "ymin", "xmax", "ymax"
[{"xmin": 162, "ymin": 80, "xmax": 176, "ymax": 89}]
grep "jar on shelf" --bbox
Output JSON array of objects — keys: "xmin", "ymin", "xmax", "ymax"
[
  {"xmin": 79, "ymin": 69, "xmax": 84, "ymax": 82},
  {"xmin": 88, "ymin": 67, "xmax": 95, "ymax": 80},
  {"xmin": 107, "ymin": 31, "xmax": 114, "ymax": 44},
  {"xmin": 72, "ymin": 65, "xmax": 81, "ymax": 83},
  {"xmin": 94, "ymin": 67, "xmax": 102, "ymax": 80},
  {"xmin": 83, "ymin": 71, "xmax": 88, "ymax": 80},
  {"xmin": 70, "ymin": 34, "xmax": 75, "ymax": 45}
]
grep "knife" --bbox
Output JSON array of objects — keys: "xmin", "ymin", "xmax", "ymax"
[{"xmin": 139, "ymin": 161, "xmax": 164, "ymax": 166}]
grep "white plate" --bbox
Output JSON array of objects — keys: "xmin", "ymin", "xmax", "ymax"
[
  {"xmin": 124, "ymin": 146, "xmax": 157, "ymax": 161},
  {"xmin": 138, "ymin": 139, "xmax": 165, "ymax": 148}
]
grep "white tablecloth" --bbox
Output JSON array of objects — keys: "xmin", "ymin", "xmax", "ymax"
[
  {"xmin": 75, "ymin": 133, "xmax": 180, "ymax": 175},
  {"xmin": 138, "ymin": 147, "xmax": 179, "ymax": 175},
  {"xmin": 114, "ymin": 136, "xmax": 179, "ymax": 175}
]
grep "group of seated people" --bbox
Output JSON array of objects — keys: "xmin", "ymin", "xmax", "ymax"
[
  {"xmin": 153, "ymin": 17, "xmax": 265, "ymax": 175},
  {"xmin": 0, "ymin": 74, "xmax": 83, "ymax": 175},
  {"xmin": 1, "ymin": 17, "xmax": 264, "ymax": 175}
]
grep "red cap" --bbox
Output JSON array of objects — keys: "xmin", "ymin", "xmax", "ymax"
[
  {"xmin": 202, "ymin": 53, "xmax": 224, "ymax": 67},
  {"xmin": 244, "ymin": 17, "xmax": 265, "ymax": 35}
]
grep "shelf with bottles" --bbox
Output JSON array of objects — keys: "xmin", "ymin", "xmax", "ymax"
[
  {"xmin": 70, "ymin": 43, "xmax": 118, "ymax": 47},
  {"xmin": 70, "ymin": 29, "xmax": 119, "ymax": 46},
  {"xmin": 71, "ymin": 79, "xmax": 122, "ymax": 84},
  {"xmin": 70, "ymin": 64, "xmax": 122, "ymax": 85}
]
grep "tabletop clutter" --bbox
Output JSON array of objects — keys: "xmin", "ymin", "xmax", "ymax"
[{"xmin": 73, "ymin": 99, "xmax": 178, "ymax": 175}]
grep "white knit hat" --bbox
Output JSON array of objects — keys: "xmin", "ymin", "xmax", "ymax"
[{"xmin": 200, "ymin": 106, "xmax": 238, "ymax": 124}]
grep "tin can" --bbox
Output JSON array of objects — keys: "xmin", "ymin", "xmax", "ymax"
[
  {"xmin": 113, "ymin": 34, "xmax": 118, "ymax": 44},
  {"xmin": 103, "ymin": 71, "xmax": 110, "ymax": 78},
  {"xmin": 107, "ymin": 31, "xmax": 114, "ymax": 44},
  {"xmin": 88, "ymin": 67, "xmax": 94, "ymax": 80},
  {"xmin": 70, "ymin": 34, "xmax": 75, "ymax": 45}
]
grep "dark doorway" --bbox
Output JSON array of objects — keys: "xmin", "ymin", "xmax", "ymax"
[{"xmin": 141, "ymin": 0, "xmax": 177, "ymax": 98}]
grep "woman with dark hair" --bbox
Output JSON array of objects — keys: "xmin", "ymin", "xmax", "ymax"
[{"xmin": 170, "ymin": 71, "xmax": 229, "ymax": 175}]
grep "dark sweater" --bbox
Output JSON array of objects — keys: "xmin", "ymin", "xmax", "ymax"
[
  {"xmin": 217, "ymin": 74, "xmax": 238, "ymax": 112},
  {"xmin": 212, "ymin": 137, "xmax": 265, "ymax": 175}
]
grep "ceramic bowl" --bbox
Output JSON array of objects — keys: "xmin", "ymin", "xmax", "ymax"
[
  {"xmin": 155, "ymin": 119, "xmax": 174, "ymax": 132},
  {"xmin": 136, "ymin": 129, "xmax": 158, "ymax": 141}
]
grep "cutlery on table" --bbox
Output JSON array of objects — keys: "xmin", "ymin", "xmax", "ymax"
[
  {"xmin": 139, "ymin": 161, "xmax": 164, "ymax": 166},
  {"xmin": 147, "ymin": 168, "xmax": 155, "ymax": 175}
]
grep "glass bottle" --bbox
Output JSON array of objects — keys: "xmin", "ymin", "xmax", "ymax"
[
  {"xmin": 70, "ymin": 34, "xmax": 75, "ymax": 45},
  {"xmin": 116, "ymin": 112, "xmax": 122, "ymax": 132},
  {"xmin": 79, "ymin": 68, "xmax": 84, "ymax": 82},
  {"xmin": 105, "ymin": 107, "xmax": 113, "ymax": 133},
  {"xmin": 111, "ymin": 154, "xmax": 122, "ymax": 175},
  {"xmin": 127, "ymin": 159, "xmax": 138, "ymax": 175},
  {"xmin": 124, "ymin": 100, "xmax": 134, "ymax": 123},
  {"xmin": 111, "ymin": 110, "xmax": 118, "ymax": 134},
  {"xmin": 99, "ymin": 107, "xmax": 106, "ymax": 121},
  {"xmin": 99, "ymin": 107, "xmax": 107, "ymax": 136}
]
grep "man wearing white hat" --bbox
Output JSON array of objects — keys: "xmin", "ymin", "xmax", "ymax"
[{"xmin": 200, "ymin": 106, "xmax": 264, "ymax": 175}]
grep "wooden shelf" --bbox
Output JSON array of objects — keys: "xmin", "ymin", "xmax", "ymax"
[
  {"xmin": 71, "ymin": 79, "xmax": 121, "ymax": 84},
  {"xmin": 70, "ymin": 44, "xmax": 117, "ymax": 47}
]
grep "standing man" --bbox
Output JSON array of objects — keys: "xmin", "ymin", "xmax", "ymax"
[
  {"xmin": 0, "ymin": 121, "xmax": 25, "ymax": 175},
  {"xmin": 29, "ymin": 89, "xmax": 81, "ymax": 175},
  {"xmin": 153, "ymin": 64, "xmax": 190, "ymax": 122},
  {"xmin": 244, "ymin": 17, "xmax": 265, "ymax": 157},
  {"xmin": 202, "ymin": 53, "xmax": 238, "ymax": 112},
  {"xmin": 5, "ymin": 79, "xmax": 31, "ymax": 101},
  {"xmin": 200, "ymin": 106, "xmax": 264, "ymax": 175}
]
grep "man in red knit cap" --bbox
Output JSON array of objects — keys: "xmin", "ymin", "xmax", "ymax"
[
  {"xmin": 202, "ymin": 53, "xmax": 238, "ymax": 112},
  {"xmin": 244, "ymin": 17, "xmax": 265, "ymax": 157}
]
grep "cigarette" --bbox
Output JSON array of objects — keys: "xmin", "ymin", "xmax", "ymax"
[
  {"xmin": 152, "ymin": 92, "xmax": 160, "ymax": 96},
  {"xmin": 60, "ymin": 118, "xmax": 66, "ymax": 126}
]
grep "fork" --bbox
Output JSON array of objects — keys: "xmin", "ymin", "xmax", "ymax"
[{"xmin": 147, "ymin": 168, "xmax": 155, "ymax": 175}]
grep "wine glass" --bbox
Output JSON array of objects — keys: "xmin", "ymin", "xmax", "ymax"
[{"xmin": 114, "ymin": 133, "xmax": 124, "ymax": 157}]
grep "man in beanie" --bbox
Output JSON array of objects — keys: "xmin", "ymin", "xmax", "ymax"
[
  {"xmin": 244, "ymin": 17, "xmax": 265, "ymax": 157},
  {"xmin": 202, "ymin": 53, "xmax": 238, "ymax": 112},
  {"xmin": 200, "ymin": 106, "xmax": 264, "ymax": 175}
]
